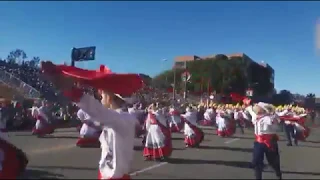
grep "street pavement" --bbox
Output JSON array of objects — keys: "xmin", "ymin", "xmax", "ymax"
[{"xmin": 8, "ymin": 124, "xmax": 320, "ymax": 179}]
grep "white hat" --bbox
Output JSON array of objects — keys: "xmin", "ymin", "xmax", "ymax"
[
  {"xmin": 256, "ymin": 102, "xmax": 271, "ymax": 113},
  {"xmin": 114, "ymin": 94, "xmax": 135, "ymax": 104}
]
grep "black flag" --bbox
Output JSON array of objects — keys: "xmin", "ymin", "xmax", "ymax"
[{"xmin": 71, "ymin": 46, "xmax": 96, "ymax": 62}]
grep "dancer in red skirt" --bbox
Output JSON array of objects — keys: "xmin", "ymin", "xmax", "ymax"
[
  {"xmin": 168, "ymin": 106, "xmax": 183, "ymax": 133},
  {"xmin": 31, "ymin": 102, "xmax": 55, "ymax": 136},
  {"xmin": 181, "ymin": 106, "xmax": 204, "ymax": 148},
  {"xmin": 143, "ymin": 103, "xmax": 172, "ymax": 161}
]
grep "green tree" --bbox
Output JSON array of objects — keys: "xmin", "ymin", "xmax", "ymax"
[
  {"xmin": 29, "ymin": 56, "xmax": 41, "ymax": 68},
  {"xmin": 6, "ymin": 49, "xmax": 27, "ymax": 64}
]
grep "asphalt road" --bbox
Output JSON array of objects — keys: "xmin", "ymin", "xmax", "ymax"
[{"xmin": 7, "ymin": 124, "xmax": 320, "ymax": 179}]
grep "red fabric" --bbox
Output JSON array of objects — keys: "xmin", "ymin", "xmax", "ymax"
[
  {"xmin": 230, "ymin": 93, "xmax": 245, "ymax": 102},
  {"xmin": 76, "ymin": 137, "xmax": 100, "ymax": 147},
  {"xmin": 216, "ymin": 120, "xmax": 236, "ymax": 137},
  {"xmin": 98, "ymin": 171, "xmax": 130, "ymax": 180},
  {"xmin": 143, "ymin": 115, "xmax": 172, "ymax": 159},
  {"xmin": 198, "ymin": 119, "xmax": 213, "ymax": 126},
  {"xmin": 295, "ymin": 125, "xmax": 310, "ymax": 141},
  {"xmin": 32, "ymin": 126, "xmax": 54, "ymax": 135},
  {"xmin": 55, "ymin": 65, "xmax": 144, "ymax": 96},
  {"xmin": 279, "ymin": 116, "xmax": 300, "ymax": 121},
  {"xmin": 255, "ymin": 134, "xmax": 279, "ymax": 150},
  {"xmin": 0, "ymin": 138, "xmax": 28, "ymax": 179},
  {"xmin": 183, "ymin": 120, "xmax": 204, "ymax": 147},
  {"xmin": 63, "ymin": 88, "xmax": 84, "ymax": 102},
  {"xmin": 170, "ymin": 122, "xmax": 183, "ymax": 133}
]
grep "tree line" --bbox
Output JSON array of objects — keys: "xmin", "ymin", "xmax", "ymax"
[{"xmin": 0, "ymin": 49, "xmax": 40, "ymax": 68}]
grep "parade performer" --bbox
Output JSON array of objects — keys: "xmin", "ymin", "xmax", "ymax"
[
  {"xmin": 216, "ymin": 108, "xmax": 235, "ymax": 137},
  {"xmin": 181, "ymin": 106, "xmax": 204, "ymax": 148},
  {"xmin": 198, "ymin": 106, "xmax": 215, "ymax": 126},
  {"xmin": 234, "ymin": 105, "xmax": 248, "ymax": 134},
  {"xmin": 32, "ymin": 102, "xmax": 55, "ymax": 136},
  {"xmin": 168, "ymin": 105, "xmax": 183, "ymax": 132},
  {"xmin": 143, "ymin": 103, "xmax": 172, "ymax": 161},
  {"xmin": 0, "ymin": 131, "xmax": 29, "ymax": 179},
  {"xmin": 246, "ymin": 102, "xmax": 282, "ymax": 180},
  {"xmin": 41, "ymin": 61, "xmax": 143, "ymax": 179},
  {"xmin": 278, "ymin": 107, "xmax": 310, "ymax": 145},
  {"xmin": 76, "ymin": 109, "xmax": 101, "ymax": 147}
]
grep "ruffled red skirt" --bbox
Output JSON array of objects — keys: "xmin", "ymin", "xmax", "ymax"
[
  {"xmin": 295, "ymin": 126, "xmax": 310, "ymax": 141},
  {"xmin": 198, "ymin": 119, "xmax": 214, "ymax": 126},
  {"xmin": 0, "ymin": 138, "xmax": 28, "ymax": 179},
  {"xmin": 170, "ymin": 122, "xmax": 183, "ymax": 133},
  {"xmin": 184, "ymin": 125, "xmax": 204, "ymax": 147},
  {"xmin": 143, "ymin": 126, "xmax": 172, "ymax": 159},
  {"xmin": 32, "ymin": 126, "xmax": 55, "ymax": 136},
  {"xmin": 98, "ymin": 171, "xmax": 130, "ymax": 179},
  {"xmin": 76, "ymin": 136, "xmax": 100, "ymax": 147},
  {"xmin": 217, "ymin": 120, "xmax": 236, "ymax": 137}
]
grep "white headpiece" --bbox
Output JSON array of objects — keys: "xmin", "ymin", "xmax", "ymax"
[{"xmin": 114, "ymin": 94, "xmax": 135, "ymax": 104}]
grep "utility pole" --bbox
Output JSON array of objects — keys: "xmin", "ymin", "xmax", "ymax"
[{"xmin": 173, "ymin": 67, "xmax": 176, "ymax": 100}]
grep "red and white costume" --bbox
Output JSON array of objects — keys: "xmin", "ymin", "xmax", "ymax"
[
  {"xmin": 143, "ymin": 110, "xmax": 172, "ymax": 160},
  {"xmin": 198, "ymin": 107, "xmax": 215, "ymax": 126},
  {"xmin": 181, "ymin": 107, "xmax": 204, "ymax": 148},
  {"xmin": 0, "ymin": 131, "xmax": 28, "ymax": 179},
  {"xmin": 168, "ymin": 108, "xmax": 183, "ymax": 132},
  {"xmin": 216, "ymin": 111, "xmax": 235, "ymax": 137},
  {"xmin": 278, "ymin": 110, "xmax": 310, "ymax": 141},
  {"xmin": 234, "ymin": 110, "xmax": 249, "ymax": 127},
  {"xmin": 76, "ymin": 109, "xmax": 101, "ymax": 147},
  {"xmin": 32, "ymin": 106, "xmax": 54, "ymax": 136},
  {"xmin": 42, "ymin": 62, "xmax": 144, "ymax": 179}
]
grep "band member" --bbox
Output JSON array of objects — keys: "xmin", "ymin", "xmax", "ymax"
[
  {"xmin": 76, "ymin": 109, "xmax": 101, "ymax": 147},
  {"xmin": 181, "ymin": 106, "xmax": 204, "ymax": 148},
  {"xmin": 143, "ymin": 103, "xmax": 172, "ymax": 161},
  {"xmin": 246, "ymin": 102, "xmax": 282, "ymax": 180},
  {"xmin": 32, "ymin": 101, "xmax": 54, "ymax": 136},
  {"xmin": 0, "ymin": 131, "xmax": 28, "ymax": 179},
  {"xmin": 41, "ymin": 61, "xmax": 143, "ymax": 179}
]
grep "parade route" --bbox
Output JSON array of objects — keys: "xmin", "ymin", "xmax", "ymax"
[{"xmin": 9, "ymin": 126, "xmax": 320, "ymax": 179}]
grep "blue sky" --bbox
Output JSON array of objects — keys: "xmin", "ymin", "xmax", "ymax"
[{"xmin": 0, "ymin": 1, "xmax": 320, "ymax": 95}]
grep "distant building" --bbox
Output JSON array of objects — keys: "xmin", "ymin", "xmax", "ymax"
[{"xmin": 173, "ymin": 53, "xmax": 274, "ymax": 96}]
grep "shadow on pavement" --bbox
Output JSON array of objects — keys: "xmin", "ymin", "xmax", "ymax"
[
  {"xmin": 198, "ymin": 145, "xmax": 252, "ymax": 153},
  {"xmin": 29, "ymin": 165, "xmax": 97, "ymax": 171},
  {"xmin": 265, "ymin": 170, "xmax": 320, "ymax": 176},
  {"xmin": 20, "ymin": 168, "xmax": 64, "ymax": 179},
  {"xmin": 14, "ymin": 134, "xmax": 34, "ymax": 137},
  {"xmin": 171, "ymin": 137, "xmax": 184, "ymax": 140},
  {"xmin": 39, "ymin": 136, "xmax": 78, "ymax": 139},
  {"xmin": 167, "ymin": 158, "xmax": 252, "ymax": 168}
]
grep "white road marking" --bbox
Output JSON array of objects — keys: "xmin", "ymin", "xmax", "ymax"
[
  {"xmin": 224, "ymin": 138, "xmax": 240, "ymax": 144},
  {"xmin": 130, "ymin": 162, "xmax": 168, "ymax": 176}
]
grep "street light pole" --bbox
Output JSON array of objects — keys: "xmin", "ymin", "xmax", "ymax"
[{"xmin": 173, "ymin": 66, "xmax": 176, "ymax": 100}]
